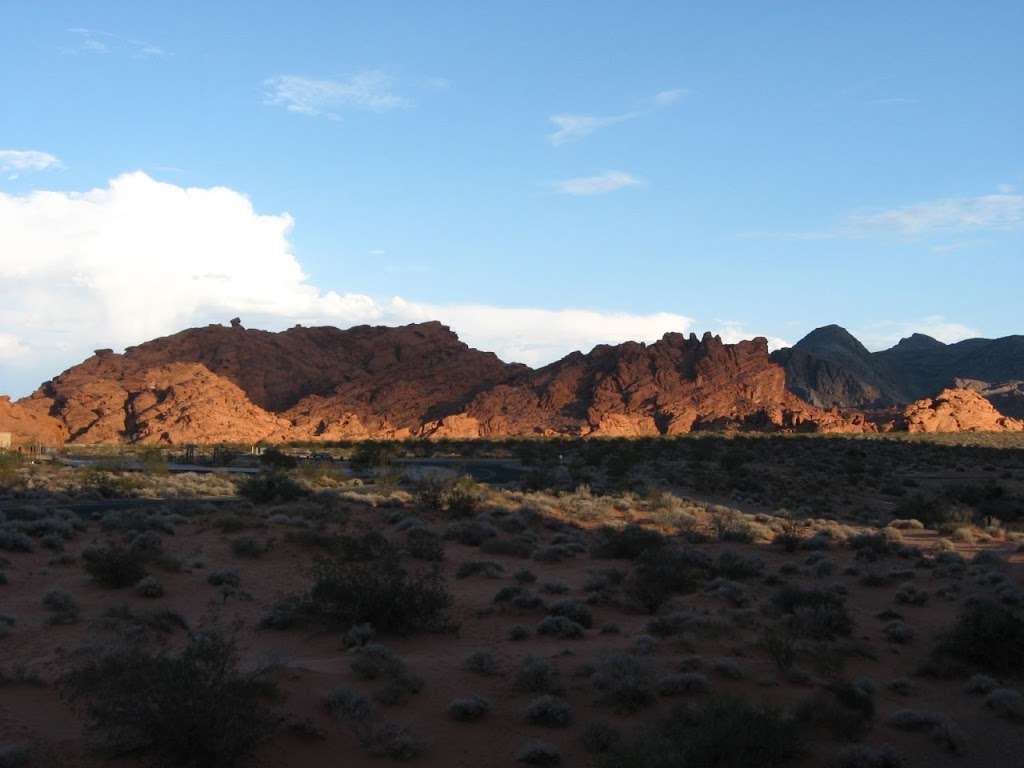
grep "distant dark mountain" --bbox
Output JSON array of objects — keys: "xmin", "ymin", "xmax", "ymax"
[
  {"xmin": 775, "ymin": 326, "xmax": 1024, "ymax": 416},
  {"xmin": 770, "ymin": 325, "xmax": 908, "ymax": 408}
]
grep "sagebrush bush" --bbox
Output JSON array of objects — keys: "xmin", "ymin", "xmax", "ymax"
[
  {"xmin": 515, "ymin": 739, "xmax": 561, "ymax": 766},
  {"xmin": 525, "ymin": 695, "xmax": 573, "ymax": 727},
  {"xmin": 464, "ymin": 649, "xmax": 499, "ymax": 676},
  {"xmin": 304, "ymin": 534, "xmax": 451, "ymax": 635},
  {"xmin": 516, "ymin": 655, "xmax": 558, "ymax": 693},
  {"xmin": 928, "ymin": 599, "xmax": 1024, "ymax": 676},
  {"xmin": 82, "ymin": 543, "xmax": 147, "ymax": 588},
  {"xmin": 135, "ymin": 575, "xmax": 165, "ymax": 598},
  {"xmin": 42, "ymin": 587, "xmax": 79, "ymax": 624},
  {"xmin": 601, "ymin": 696, "xmax": 801, "ymax": 768},
  {"xmin": 448, "ymin": 695, "xmax": 491, "ymax": 722},
  {"xmin": 60, "ymin": 631, "xmax": 280, "ymax": 768},
  {"xmin": 771, "ymin": 586, "xmax": 853, "ymax": 640},
  {"xmin": 591, "ymin": 653, "xmax": 654, "ymax": 713},
  {"xmin": 237, "ymin": 472, "xmax": 307, "ymax": 504}
]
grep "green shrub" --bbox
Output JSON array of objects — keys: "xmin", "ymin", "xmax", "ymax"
[
  {"xmin": 928, "ymin": 599, "xmax": 1024, "ymax": 676},
  {"xmin": 82, "ymin": 544, "xmax": 147, "ymax": 588},
  {"xmin": 305, "ymin": 536, "xmax": 451, "ymax": 635},
  {"xmin": 237, "ymin": 473, "xmax": 307, "ymax": 504},
  {"xmin": 602, "ymin": 697, "xmax": 802, "ymax": 768},
  {"xmin": 60, "ymin": 631, "xmax": 280, "ymax": 768}
]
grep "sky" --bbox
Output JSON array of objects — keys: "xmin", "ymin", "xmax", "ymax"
[{"xmin": 1, "ymin": 1, "xmax": 1022, "ymax": 397}]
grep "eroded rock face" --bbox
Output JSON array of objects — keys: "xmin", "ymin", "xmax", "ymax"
[
  {"xmin": 896, "ymin": 388, "xmax": 1024, "ymax": 433},
  {"xmin": 446, "ymin": 332, "xmax": 863, "ymax": 437},
  {"xmin": 6, "ymin": 321, "xmax": 1017, "ymax": 445},
  {"xmin": 14, "ymin": 321, "xmax": 522, "ymax": 444},
  {"xmin": 0, "ymin": 395, "xmax": 65, "ymax": 447}
]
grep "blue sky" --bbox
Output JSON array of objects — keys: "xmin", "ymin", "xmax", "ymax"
[{"xmin": 1, "ymin": 1, "xmax": 1022, "ymax": 396}]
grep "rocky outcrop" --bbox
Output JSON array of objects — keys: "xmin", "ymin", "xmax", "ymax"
[
  {"xmin": 0, "ymin": 395, "xmax": 64, "ymax": 447},
  {"xmin": 5, "ymin": 320, "xmax": 1021, "ymax": 445},
  {"xmin": 895, "ymin": 388, "xmax": 1024, "ymax": 433},
  {"xmin": 440, "ymin": 332, "xmax": 864, "ymax": 437}
]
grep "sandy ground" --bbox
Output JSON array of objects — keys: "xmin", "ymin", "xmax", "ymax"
[{"xmin": 1, "ymin": 496, "xmax": 1023, "ymax": 768}]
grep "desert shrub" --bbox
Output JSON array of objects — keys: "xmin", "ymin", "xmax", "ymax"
[
  {"xmin": 516, "ymin": 655, "xmax": 558, "ymax": 693},
  {"xmin": 580, "ymin": 721, "xmax": 621, "ymax": 754},
  {"xmin": 82, "ymin": 543, "xmax": 147, "ymax": 588},
  {"xmin": 508, "ymin": 624, "xmax": 531, "ymax": 641},
  {"xmin": 591, "ymin": 653, "xmax": 654, "ymax": 713},
  {"xmin": 135, "ymin": 576, "xmax": 165, "ymax": 598},
  {"xmin": 712, "ymin": 657, "xmax": 746, "ymax": 680},
  {"xmin": 305, "ymin": 537, "xmax": 451, "ymax": 635},
  {"xmin": 514, "ymin": 568, "xmax": 537, "ymax": 583},
  {"xmin": 591, "ymin": 525, "xmax": 666, "ymax": 559},
  {"xmin": 657, "ymin": 672, "xmax": 710, "ymax": 696},
  {"xmin": 237, "ymin": 473, "xmax": 307, "ymax": 504},
  {"xmin": 885, "ymin": 709, "xmax": 966, "ymax": 753},
  {"xmin": 207, "ymin": 568, "xmax": 240, "ymax": 587},
  {"xmin": 796, "ymin": 680, "xmax": 875, "ymax": 740},
  {"xmin": 448, "ymin": 695, "xmax": 491, "ymax": 722},
  {"xmin": 602, "ymin": 696, "xmax": 802, "ymax": 768},
  {"xmin": 60, "ymin": 631, "xmax": 280, "ymax": 768},
  {"xmin": 42, "ymin": 587, "xmax": 79, "ymax": 624},
  {"xmin": 444, "ymin": 519, "xmax": 498, "ymax": 547},
  {"xmin": 541, "ymin": 580, "xmax": 570, "ymax": 595},
  {"xmin": 759, "ymin": 625, "xmax": 798, "ymax": 672},
  {"xmin": 231, "ymin": 536, "xmax": 271, "ymax": 558},
  {"xmin": 894, "ymin": 584, "xmax": 928, "ymax": 606},
  {"xmin": 928, "ymin": 599, "xmax": 1024, "ymax": 676},
  {"xmin": 547, "ymin": 599, "xmax": 592, "ymax": 628},
  {"xmin": 526, "ymin": 695, "xmax": 573, "ymax": 727},
  {"xmin": 985, "ymin": 688, "xmax": 1024, "ymax": 720},
  {"xmin": 715, "ymin": 550, "xmax": 764, "ymax": 580},
  {"xmin": 464, "ymin": 649, "xmax": 498, "ymax": 676},
  {"xmin": 404, "ymin": 526, "xmax": 444, "ymax": 561},
  {"xmin": 965, "ymin": 674, "xmax": 998, "ymax": 694},
  {"xmin": 344, "ymin": 623, "xmax": 376, "ymax": 648},
  {"xmin": 883, "ymin": 620, "xmax": 914, "ymax": 644},
  {"xmin": 456, "ymin": 560, "xmax": 505, "ymax": 579},
  {"xmin": 516, "ymin": 739, "xmax": 561, "ymax": 766},
  {"xmin": 771, "ymin": 586, "xmax": 853, "ymax": 640},
  {"xmin": 0, "ymin": 615, "xmax": 14, "ymax": 638},
  {"xmin": 834, "ymin": 744, "xmax": 904, "ymax": 768},
  {"xmin": 349, "ymin": 644, "xmax": 424, "ymax": 705},
  {"xmin": 536, "ymin": 615, "xmax": 584, "ymax": 639},
  {"xmin": 0, "ymin": 744, "xmax": 30, "ymax": 768},
  {"xmin": 625, "ymin": 546, "xmax": 708, "ymax": 613}
]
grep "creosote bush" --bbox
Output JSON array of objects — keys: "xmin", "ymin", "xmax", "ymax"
[
  {"xmin": 927, "ymin": 599, "xmax": 1024, "ymax": 677},
  {"xmin": 304, "ymin": 533, "xmax": 451, "ymax": 635},
  {"xmin": 60, "ymin": 631, "xmax": 280, "ymax": 768},
  {"xmin": 82, "ymin": 543, "xmax": 147, "ymax": 588},
  {"xmin": 601, "ymin": 696, "xmax": 802, "ymax": 768}
]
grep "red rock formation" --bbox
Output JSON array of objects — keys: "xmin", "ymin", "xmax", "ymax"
[
  {"xmin": 14, "ymin": 321, "xmax": 521, "ymax": 444},
  {"xmin": 895, "ymin": 388, "xmax": 1024, "ymax": 433},
  {"xmin": 424, "ymin": 332, "xmax": 864, "ymax": 437},
  {"xmin": 11, "ymin": 322, "xmax": 1014, "ymax": 446},
  {"xmin": 0, "ymin": 395, "xmax": 64, "ymax": 447}
]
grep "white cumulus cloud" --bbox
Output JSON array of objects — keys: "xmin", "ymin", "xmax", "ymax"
[
  {"xmin": 0, "ymin": 172, "xmax": 702, "ymax": 395},
  {"xmin": 551, "ymin": 171, "xmax": 642, "ymax": 196}
]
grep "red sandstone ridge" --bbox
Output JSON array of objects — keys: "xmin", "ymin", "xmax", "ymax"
[
  {"xmin": 422, "ymin": 332, "xmax": 866, "ymax": 438},
  {"xmin": 895, "ymin": 387, "xmax": 1024, "ymax": 433},
  {"xmin": 14, "ymin": 321, "xmax": 522, "ymax": 444},
  {"xmin": 7, "ymin": 321, "xmax": 1017, "ymax": 446},
  {"xmin": 0, "ymin": 395, "xmax": 64, "ymax": 447}
]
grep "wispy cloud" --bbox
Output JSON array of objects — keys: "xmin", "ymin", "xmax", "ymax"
[
  {"xmin": 848, "ymin": 190, "xmax": 1024, "ymax": 235},
  {"xmin": 0, "ymin": 150, "xmax": 61, "ymax": 179},
  {"xmin": 551, "ymin": 171, "xmax": 642, "ymax": 196},
  {"xmin": 742, "ymin": 186, "xmax": 1024, "ymax": 241},
  {"xmin": 264, "ymin": 72, "xmax": 410, "ymax": 119},
  {"xmin": 64, "ymin": 27, "xmax": 167, "ymax": 58},
  {"xmin": 547, "ymin": 88, "xmax": 686, "ymax": 145},
  {"xmin": 653, "ymin": 88, "xmax": 688, "ymax": 106}
]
